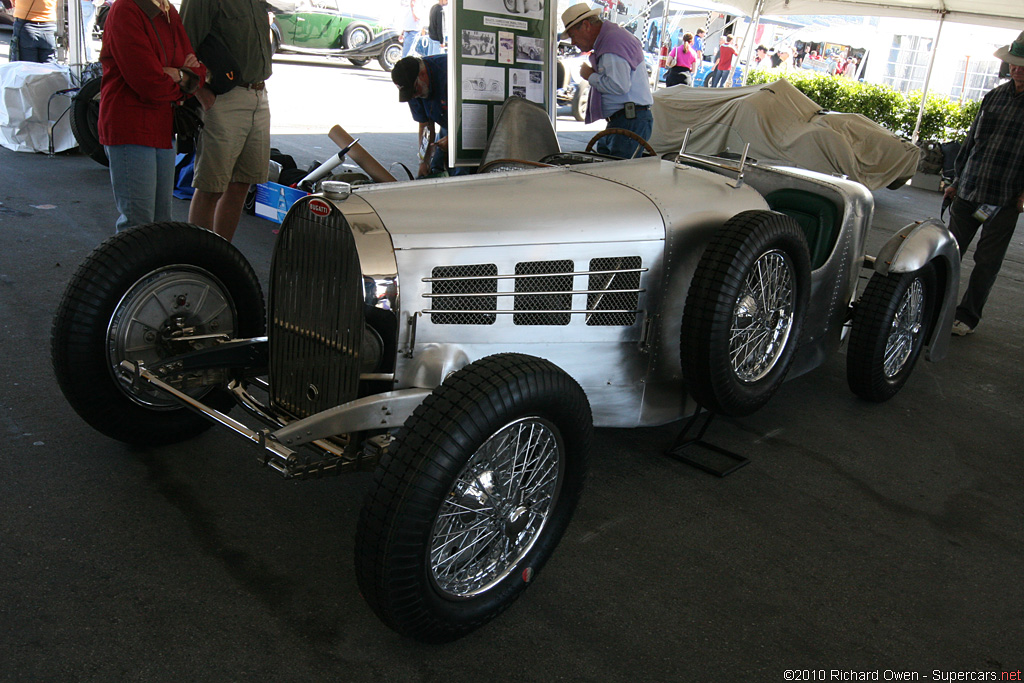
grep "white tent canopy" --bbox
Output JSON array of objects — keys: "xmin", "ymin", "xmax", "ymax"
[{"xmin": 736, "ymin": 0, "xmax": 1024, "ymax": 30}]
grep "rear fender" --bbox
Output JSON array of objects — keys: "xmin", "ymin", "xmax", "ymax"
[{"xmin": 871, "ymin": 218, "xmax": 960, "ymax": 362}]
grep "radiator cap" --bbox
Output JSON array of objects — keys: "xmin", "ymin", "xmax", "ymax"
[{"xmin": 320, "ymin": 181, "xmax": 351, "ymax": 201}]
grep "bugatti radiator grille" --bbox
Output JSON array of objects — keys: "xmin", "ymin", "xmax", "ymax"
[
  {"xmin": 269, "ymin": 201, "xmax": 364, "ymax": 419},
  {"xmin": 424, "ymin": 257, "xmax": 645, "ymax": 326}
]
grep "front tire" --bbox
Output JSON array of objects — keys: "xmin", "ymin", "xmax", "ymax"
[
  {"xmin": 571, "ymin": 82, "xmax": 589, "ymax": 121},
  {"xmin": 847, "ymin": 266, "xmax": 936, "ymax": 402},
  {"xmin": 355, "ymin": 354, "xmax": 592, "ymax": 642},
  {"xmin": 680, "ymin": 210, "xmax": 811, "ymax": 416},
  {"xmin": 51, "ymin": 223, "xmax": 265, "ymax": 445},
  {"xmin": 71, "ymin": 76, "xmax": 107, "ymax": 167}
]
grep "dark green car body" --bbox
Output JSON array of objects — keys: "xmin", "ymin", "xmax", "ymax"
[{"xmin": 273, "ymin": 0, "xmax": 387, "ymax": 52}]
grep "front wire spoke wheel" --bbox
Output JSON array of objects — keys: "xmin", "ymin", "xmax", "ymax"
[
  {"xmin": 429, "ymin": 417, "xmax": 563, "ymax": 599},
  {"xmin": 847, "ymin": 266, "xmax": 936, "ymax": 402},
  {"xmin": 883, "ymin": 278, "xmax": 924, "ymax": 378}
]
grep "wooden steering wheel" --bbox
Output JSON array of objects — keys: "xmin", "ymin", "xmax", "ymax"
[{"xmin": 585, "ymin": 128, "xmax": 657, "ymax": 158}]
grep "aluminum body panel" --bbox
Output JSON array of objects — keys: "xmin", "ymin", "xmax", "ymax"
[{"xmin": 355, "ymin": 157, "xmax": 766, "ymax": 250}]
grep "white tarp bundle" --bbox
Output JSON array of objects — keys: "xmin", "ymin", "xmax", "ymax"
[
  {"xmin": 0, "ymin": 62, "xmax": 76, "ymax": 154},
  {"xmin": 649, "ymin": 79, "xmax": 921, "ymax": 190}
]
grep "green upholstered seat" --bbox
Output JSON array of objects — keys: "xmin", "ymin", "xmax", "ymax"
[{"xmin": 765, "ymin": 190, "xmax": 841, "ymax": 270}]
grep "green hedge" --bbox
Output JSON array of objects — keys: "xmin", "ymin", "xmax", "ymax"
[{"xmin": 745, "ymin": 70, "xmax": 979, "ymax": 142}]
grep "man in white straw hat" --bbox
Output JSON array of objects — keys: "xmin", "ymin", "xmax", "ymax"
[
  {"xmin": 942, "ymin": 30, "xmax": 1024, "ymax": 336},
  {"xmin": 560, "ymin": 2, "xmax": 653, "ymax": 159}
]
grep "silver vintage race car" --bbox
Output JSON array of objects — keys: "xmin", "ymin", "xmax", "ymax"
[{"xmin": 51, "ymin": 101, "xmax": 960, "ymax": 643}]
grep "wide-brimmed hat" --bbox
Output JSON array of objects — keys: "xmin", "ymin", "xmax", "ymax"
[
  {"xmin": 391, "ymin": 57, "xmax": 422, "ymax": 102},
  {"xmin": 994, "ymin": 30, "xmax": 1024, "ymax": 66},
  {"xmin": 560, "ymin": 3, "xmax": 600, "ymax": 39}
]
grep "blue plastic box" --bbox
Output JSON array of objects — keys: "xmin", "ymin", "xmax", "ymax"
[{"xmin": 254, "ymin": 182, "xmax": 308, "ymax": 224}]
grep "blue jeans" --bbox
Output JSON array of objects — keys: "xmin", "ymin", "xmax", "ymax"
[
  {"xmin": 12, "ymin": 18, "xmax": 57, "ymax": 64},
  {"xmin": 711, "ymin": 68, "xmax": 730, "ymax": 87},
  {"xmin": 401, "ymin": 30, "xmax": 420, "ymax": 57},
  {"xmin": 105, "ymin": 144, "xmax": 176, "ymax": 232},
  {"xmin": 597, "ymin": 109, "xmax": 654, "ymax": 159}
]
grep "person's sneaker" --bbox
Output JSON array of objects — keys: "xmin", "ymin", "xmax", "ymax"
[{"xmin": 951, "ymin": 320, "xmax": 975, "ymax": 336}]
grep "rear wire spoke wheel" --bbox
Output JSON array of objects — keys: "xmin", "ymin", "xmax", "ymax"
[
  {"xmin": 730, "ymin": 250, "xmax": 796, "ymax": 383},
  {"xmin": 355, "ymin": 353, "xmax": 592, "ymax": 642},
  {"xmin": 681, "ymin": 210, "xmax": 811, "ymax": 416},
  {"xmin": 847, "ymin": 265, "xmax": 936, "ymax": 402}
]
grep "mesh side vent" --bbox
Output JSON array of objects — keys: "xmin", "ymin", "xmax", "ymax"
[
  {"xmin": 429, "ymin": 264, "xmax": 497, "ymax": 325},
  {"xmin": 513, "ymin": 260, "xmax": 573, "ymax": 326},
  {"xmin": 587, "ymin": 257, "xmax": 642, "ymax": 326}
]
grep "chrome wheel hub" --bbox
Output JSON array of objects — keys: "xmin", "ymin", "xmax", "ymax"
[
  {"xmin": 884, "ymin": 278, "xmax": 924, "ymax": 378},
  {"xmin": 107, "ymin": 266, "xmax": 235, "ymax": 408},
  {"xmin": 730, "ymin": 250, "xmax": 795, "ymax": 383},
  {"xmin": 429, "ymin": 417, "xmax": 564, "ymax": 599}
]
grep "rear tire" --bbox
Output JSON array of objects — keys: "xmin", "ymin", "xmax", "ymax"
[
  {"xmin": 51, "ymin": 223, "xmax": 265, "ymax": 445},
  {"xmin": 680, "ymin": 210, "xmax": 811, "ymax": 416},
  {"xmin": 847, "ymin": 266, "xmax": 936, "ymax": 402},
  {"xmin": 379, "ymin": 42, "xmax": 401, "ymax": 72},
  {"xmin": 355, "ymin": 354, "xmax": 592, "ymax": 642},
  {"xmin": 342, "ymin": 23, "xmax": 372, "ymax": 49}
]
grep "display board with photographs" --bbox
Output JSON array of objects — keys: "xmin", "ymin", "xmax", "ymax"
[{"xmin": 449, "ymin": 0, "xmax": 556, "ymax": 167}]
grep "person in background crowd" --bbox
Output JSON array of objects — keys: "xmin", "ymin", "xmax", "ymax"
[
  {"xmin": 391, "ymin": 54, "xmax": 456, "ymax": 177},
  {"xmin": 10, "ymin": 0, "xmax": 57, "ymax": 63},
  {"xmin": 752, "ymin": 44, "xmax": 768, "ymax": 68},
  {"xmin": 664, "ymin": 32, "xmax": 696, "ymax": 87},
  {"xmin": 710, "ymin": 33, "xmax": 736, "ymax": 87},
  {"xmin": 942, "ymin": 30, "xmax": 1024, "ymax": 336},
  {"xmin": 770, "ymin": 46, "xmax": 792, "ymax": 72},
  {"xmin": 560, "ymin": 3, "xmax": 653, "ymax": 159},
  {"xmin": 400, "ymin": 0, "xmax": 423, "ymax": 58},
  {"xmin": 98, "ymin": 0, "xmax": 205, "ymax": 231},
  {"xmin": 692, "ymin": 27, "xmax": 705, "ymax": 64},
  {"xmin": 426, "ymin": 0, "xmax": 447, "ymax": 56},
  {"xmin": 181, "ymin": 0, "xmax": 272, "ymax": 242}
]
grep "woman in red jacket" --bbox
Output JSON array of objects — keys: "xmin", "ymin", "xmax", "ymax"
[{"xmin": 98, "ymin": 0, "xmax": 205, "ymax": 231}]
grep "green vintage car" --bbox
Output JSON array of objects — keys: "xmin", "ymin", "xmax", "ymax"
[{"xmin": 271, "ymin": 0, "xmax": 389, "ymax": 55}]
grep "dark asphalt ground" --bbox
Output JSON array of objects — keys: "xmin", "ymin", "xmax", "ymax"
[{"xmin": 2, "ymin": 123, "xmax": 1023, "ymax": 679}]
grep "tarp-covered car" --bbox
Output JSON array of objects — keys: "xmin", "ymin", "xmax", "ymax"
[
  {"xmin": 52, "ymin": 100, "xmax": 959, "ymax": 643},
  {"xmin": 648, "ymin": 78, "xmax": 921, "ymax": 190}
]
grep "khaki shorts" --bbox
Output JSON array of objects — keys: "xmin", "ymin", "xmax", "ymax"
[{"xmin": 193, "ymin": 87, "xmax": 271, "ymax": 193}]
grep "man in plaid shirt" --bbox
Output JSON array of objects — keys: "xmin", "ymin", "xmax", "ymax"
[{"xmin": 943, "ymin": 30, "xmax": 1024, "ymax": 336}]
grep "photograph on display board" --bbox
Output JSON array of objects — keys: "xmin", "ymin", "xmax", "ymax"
[
  {"xmin": 499, "ymin": 32, "xmax": 515, "ymax": 64},
  {"xmin": 516, "ymin": 36, "xmax": 544, "ymax": 64},
  {"xmin": 509, "ymin": 68, "xmax": 544, "ymax": 103},
  {"xmin": 461, "ymin": 29, "xmax": 497, "ymax": 59},
  {"xmin": 461, "ymin": 65, "xmax": 507, "ymax": 101},
  {"xmin": 462, "ymin": 0, "xmax": 545, "ymax": 20}
]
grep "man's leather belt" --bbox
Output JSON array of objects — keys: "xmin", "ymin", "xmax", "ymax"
[
  {"xmin": 241, "ymin": 81, "xmax": 266, "ymax": 91},
  {"xmin": 608, "ymin": 104, "xmax": 650, "ymax": 120}
]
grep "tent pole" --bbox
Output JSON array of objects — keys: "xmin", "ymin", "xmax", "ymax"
[
  {"xmin": 911, "ymin": 12, "xmax": 945, "ymax": 144},
  {"xmin": 655, "ymin": 0, "xmax": 671, "ymax": 92},
  {"xmin": 740, "ymin": 0, "xmax": 765, "ymax": 86}
]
